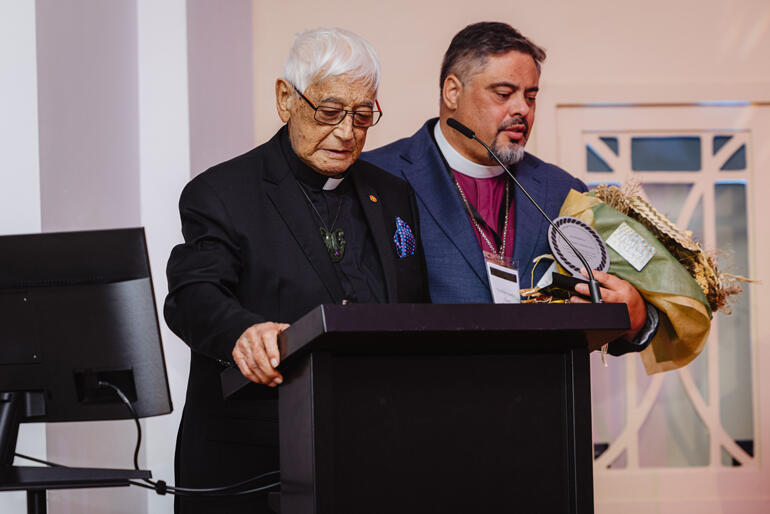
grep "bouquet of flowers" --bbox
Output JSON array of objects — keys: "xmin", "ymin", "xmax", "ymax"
[{"xmin": 552, "ymin": 183, "xmax": 747, "ymax": 374}]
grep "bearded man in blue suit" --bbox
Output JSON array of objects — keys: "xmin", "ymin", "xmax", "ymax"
[{"xmin": 363, "ymin": 21, "xmax": 657, "ymax": 349}]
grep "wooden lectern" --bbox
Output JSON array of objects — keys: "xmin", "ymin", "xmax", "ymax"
[{"xmin": 222, "ymin": 303, "xmax": 628, "ymax": 514}]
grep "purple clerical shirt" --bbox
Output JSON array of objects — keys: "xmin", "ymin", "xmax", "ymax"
[{"xmin": 452, "ymin": 170, "xmax": 515, "ymax": 260}]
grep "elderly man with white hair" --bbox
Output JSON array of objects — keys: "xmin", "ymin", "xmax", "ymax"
[{"xmin": 165, "ymin": 28, "xmax": 429, "ymax": 513}]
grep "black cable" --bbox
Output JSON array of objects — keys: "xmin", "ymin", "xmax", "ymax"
[
  {"xmin": 14, "ymin": 450, "xmax": 280, "ymax": 497},
  {"xmin": 166, "ymin": 470, "xmax": 280, "ymax": 493},
  {"xmin": 14, "ymin": 452, "xmax": 67, "ymax": 468},
  {"xmin": 199, "ymin": 481, "xmax": 280, "ymax": 496},
  {"xmin": 127, "ymin": 480, "xmax": 157, "ymax": 491},
  {"xmin": 97, "ymin": 381, "xmax": 141, "ymax": 470},
  {"xmin": 97, "ymin": 380, "xmax": 280, "ymax": 496},
  {"xmin": 219, "ymin": 482, "xmax": 281, "ymax": 496},
  {"xmin": 128, "ymin": 480, "xmax": 198, "ymax": 497},
  {"xmin": 126, "ymin": 479, "xmax": 281, "ymax": 497}
]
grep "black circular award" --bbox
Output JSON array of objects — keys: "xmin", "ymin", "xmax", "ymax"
[{"xmin": 547, "ymin": 216, "xmax": 609, "ymax": 277}]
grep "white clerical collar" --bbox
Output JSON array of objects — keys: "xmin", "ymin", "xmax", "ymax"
[
  {"xmin": 434, "ymin": 121, "xmax": 504, "ymax": 178},
  {"xmin": 322, "ymin": 177, "xmax": 345, "ymax": 190}
]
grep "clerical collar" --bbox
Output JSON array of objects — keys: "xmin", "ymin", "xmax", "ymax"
[
  {"xmin": 433, "ymin": 121, "xmax": 504, "ymax": 178},
  {"xmin": 322, "ymin": 176, "xmax": 345, "ymax": 190},
  {"xmin": 279, "ymin": 125, "xmax": 348, "ymax": 190}
]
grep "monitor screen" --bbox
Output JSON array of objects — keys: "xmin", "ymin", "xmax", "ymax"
[{"xmin": 0, "ymin": 228, "xmax": 172, "ymax": 423}]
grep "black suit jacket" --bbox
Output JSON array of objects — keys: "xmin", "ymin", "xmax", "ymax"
[{"xmin": 164, "ymin": 127, "xmax": 429, "ymax": 512}]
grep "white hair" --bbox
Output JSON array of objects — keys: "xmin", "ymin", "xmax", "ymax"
[{"xmin": 282, "ymin": 27, "xmax": 380, "ymax": 94}]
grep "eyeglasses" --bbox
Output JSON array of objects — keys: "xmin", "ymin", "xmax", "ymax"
[{"xmin": 292, "ymin": 84, "xmax": 383, "ymax": 128}]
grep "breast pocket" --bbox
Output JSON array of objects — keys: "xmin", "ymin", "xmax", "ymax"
[{"xmin": 394, "ymin": 252, "xmax": 425, "ymax": 301}]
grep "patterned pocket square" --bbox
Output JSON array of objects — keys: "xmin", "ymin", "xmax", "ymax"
[{"xmin": 393, "ymin": 216, "xmax": 416, "ymax": 258}]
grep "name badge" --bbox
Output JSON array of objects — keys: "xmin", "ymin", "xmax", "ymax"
[{"xmin": 483, "ymin": 252, "xmax": 520, "ymax": 304}]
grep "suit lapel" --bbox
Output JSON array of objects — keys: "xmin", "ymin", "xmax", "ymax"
[
  {"xmin": 511, "ymin": 155, "xmax": 548, "ymax": 287},
  {"xmin": 351, "ymin": 170, "xmax": 397, "ymax": 302},
  {"xmin": 400, "ymin": 125, "xmax": 488, "ymax": 286},
  {"xmin": 262, "ymin": 142, "xmax": 345, "ymax": 302}
]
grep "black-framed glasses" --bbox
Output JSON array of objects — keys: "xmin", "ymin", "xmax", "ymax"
[{"xmin": 292, "ymin": 84, "xmax": 383, "ymax": 128}]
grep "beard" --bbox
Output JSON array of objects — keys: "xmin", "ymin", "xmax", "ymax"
[
  {"xmin": 490, "ymin": 141, "xmax": 525, "ymax": 166},
  {"xmin": 490, "ymin": 116, "xmax": 528, "ymax": 166}
]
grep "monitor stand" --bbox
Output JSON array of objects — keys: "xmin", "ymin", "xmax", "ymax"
[
  {"xmin": 1, "ymin": 392, "xmax": 151, "ymax": 514},
  {"xmin": 1, "ymin": 466, "xmax": 151, "ymax": 514}
]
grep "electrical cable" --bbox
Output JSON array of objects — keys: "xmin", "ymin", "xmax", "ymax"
[
  {"xmin": 13, "ymin": 452, "xmax": 67, "ymax": 468},
  {"xmin": 97, "ymin": 381, "xmax": 141, "ymax": 470},
  {"xmin": 35, "ymin": 380, "xmax": 282, "ymax": 497},
  {"xmin": 125, "ymin": 479, "xmax": 281, "ymax": 497},
  {"xmin": 197, "ymin": 481, "xmax": 280, "ymax": 496},
  {"xmin": 13, "ymin": 399, "xmax": 280, "ymax": 497},
  {"xmin": 157, "ymin": 470, "xmax": 280, "ymax": 494}
]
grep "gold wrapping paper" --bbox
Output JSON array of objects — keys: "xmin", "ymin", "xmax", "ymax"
[{"xmin": 559, "ymin": 190, "xmax": 712, "ymax": 374}]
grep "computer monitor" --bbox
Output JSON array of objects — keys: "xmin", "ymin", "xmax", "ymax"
[{"xmin": 0, "ymin": 228, "xmax": 172, "ymax": 481}]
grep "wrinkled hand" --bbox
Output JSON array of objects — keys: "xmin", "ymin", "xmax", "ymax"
[
  {"xmin": 232, "ymin": 322, "xmax": 290, "ymax": 386},
  {"xmin": 571, "ymin": 269, "xmax": 646, "ymax": 341}
]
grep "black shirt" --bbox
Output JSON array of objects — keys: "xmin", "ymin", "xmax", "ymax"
[{"xmin": 279, "ymin": 128, "xmax": 387, "ymax": 303}]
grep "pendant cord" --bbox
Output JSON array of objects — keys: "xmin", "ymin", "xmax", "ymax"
[
  {"xmin": 296, "ymin": 181, "xmax": 343, "ymax": 230},
  {"xmin": 295, "ymin": 179, "xmax": 347, "ymax": 263}
]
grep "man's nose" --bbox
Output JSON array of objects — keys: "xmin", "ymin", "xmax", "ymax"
[
  {"xmin": 334, "ymin": 112, "xmax": 355, "ymax": 139},
  {"xmin": 508, "ymin": 93, "xmax": 530, "ymax": 118}
]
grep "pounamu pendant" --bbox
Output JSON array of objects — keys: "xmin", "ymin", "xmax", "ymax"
[{"xmin": 320, "ymin": 227, "xmax": 346, "ymax": 263}]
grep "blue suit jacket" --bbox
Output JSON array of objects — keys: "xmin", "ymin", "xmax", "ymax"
[{"xmin": 363, "ymin": 118, "xmax": 587, "ymax": 303}]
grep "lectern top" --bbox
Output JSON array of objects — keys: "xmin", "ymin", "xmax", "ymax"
[{"xmin": 221, "ymin": 303, "xmax": 628, "ymax": 398}]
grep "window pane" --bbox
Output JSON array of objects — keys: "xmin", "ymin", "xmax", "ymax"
[
  {"xmin": 688, "ymin": 196, "xmax": 708, "ymax": 402},
  {"xmin": 713, "ymin": 135, "xmax": 732, "ymax": 154},
  {"xmin": 721, "ymin": 145, "xmax": 747, "ymax": 170},
  {"xmin": 639, "ymin": 372, "xmax": 709, "ymax": 467},
  {"xmin": 591, "ymin": 352, "xmax": 626, "ymax": 467},
  {"xmin": 689, "ymin": 196, "xmax": 704, "ymax": 245},
  {"xmin": 631, "ymin": 137, "xmax": 701, "ymax": 171},
  {"xmin": 715, "ymin": 183, "xmax": 753, "ymax": 448},
  {"xmin": 587, "ymin": 145, "xmax": 612, "ymax": 172},
  {"xmin": 641, "ymin": 183, "xmax": 694, "ymax": 223},
  {"xmin": 600, "ymin": 136, "xmax": 619, "ymax": 155}
]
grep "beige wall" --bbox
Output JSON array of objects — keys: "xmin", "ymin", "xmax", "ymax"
[
  {"xmin": 251, "ymin": 3, "xmax": 770, "ymax": 511},
  {"xmin": 252, "ymin": 0, "xmax": 770, "ymax": 160},
  {"xmin": 1, "ymin": 1, "xmax": 767, "ymax": 512}
]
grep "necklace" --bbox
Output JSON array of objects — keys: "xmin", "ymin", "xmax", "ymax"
[
  {"xmin": 296, "ymin": 182, "xmax": 346, "ymax": 263},
  {"xmin": 454, "ymin": 178, "xmax": 510, "ymax": 264}
]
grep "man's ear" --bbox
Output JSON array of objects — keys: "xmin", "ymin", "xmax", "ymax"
[
  {"xmin": 442, "ymin": 74, "xmax": 463, "ymax": 111},
  {"xmin": 275, "ymin": 78, "xmax": 293, "ymax": 123}
]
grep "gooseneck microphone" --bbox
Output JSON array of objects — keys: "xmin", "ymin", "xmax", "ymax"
[{"xmin": 446, "ymin": 117, "xmax": 603, "ymax": 304}]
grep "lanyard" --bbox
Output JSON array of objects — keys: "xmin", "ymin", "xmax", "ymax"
[{"xmin": 454, "ymin": 178, "xmax": 511, "ymax": 262}]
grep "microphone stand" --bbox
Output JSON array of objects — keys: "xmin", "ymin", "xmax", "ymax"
[{"xmin": 446, "ymin": 118, "xmax": 603, "ymax": 304}]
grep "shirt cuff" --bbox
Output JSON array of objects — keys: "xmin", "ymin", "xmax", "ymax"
[{"xmin": 608, "ymin": 301, "xmax": 660, "ymax": 356}]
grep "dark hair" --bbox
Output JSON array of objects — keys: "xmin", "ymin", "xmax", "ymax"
[{"xmin": 439, "ymin": 22, "xmax": 546, "ymax": 89}]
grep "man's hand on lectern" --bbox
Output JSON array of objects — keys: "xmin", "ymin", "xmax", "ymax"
[{"xmin": 232, "ymin": 321, "xmax": 290, "ymax": 387}]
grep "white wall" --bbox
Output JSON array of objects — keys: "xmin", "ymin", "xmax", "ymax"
[
  {"xmin": 36, "ymin": 0, "xmax": 141, "ymax": 232},
  {"xmin": 0, "ymin": 2, "xmax": 44, "ymax": 512},
  {"xmin": 187, "ymin": 0, "xmax": 255, "ymax": 175},
  {"xmin": 0, "ymin": 0, "xmax": 41, "ymax": 235},
  {"xmin": 0, "ymin": 1, "xmax": 246, "ymax": 512},
  {"xmin": 34, "ymin": 0, "xmax": 146, "ymax": 512},
  {"xmin": 137, "ymin": 1, "xmax": 191, "ymax": 512}
]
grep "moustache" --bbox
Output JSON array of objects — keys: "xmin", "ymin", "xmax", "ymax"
[{"xmin": 497, "ymin": 117, "xmax": 529, "ymax": 136}]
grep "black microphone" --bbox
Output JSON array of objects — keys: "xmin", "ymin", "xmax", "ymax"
[{"xmin": 446, "ymin": 117, "xmax": 603, "ymax": 304}]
